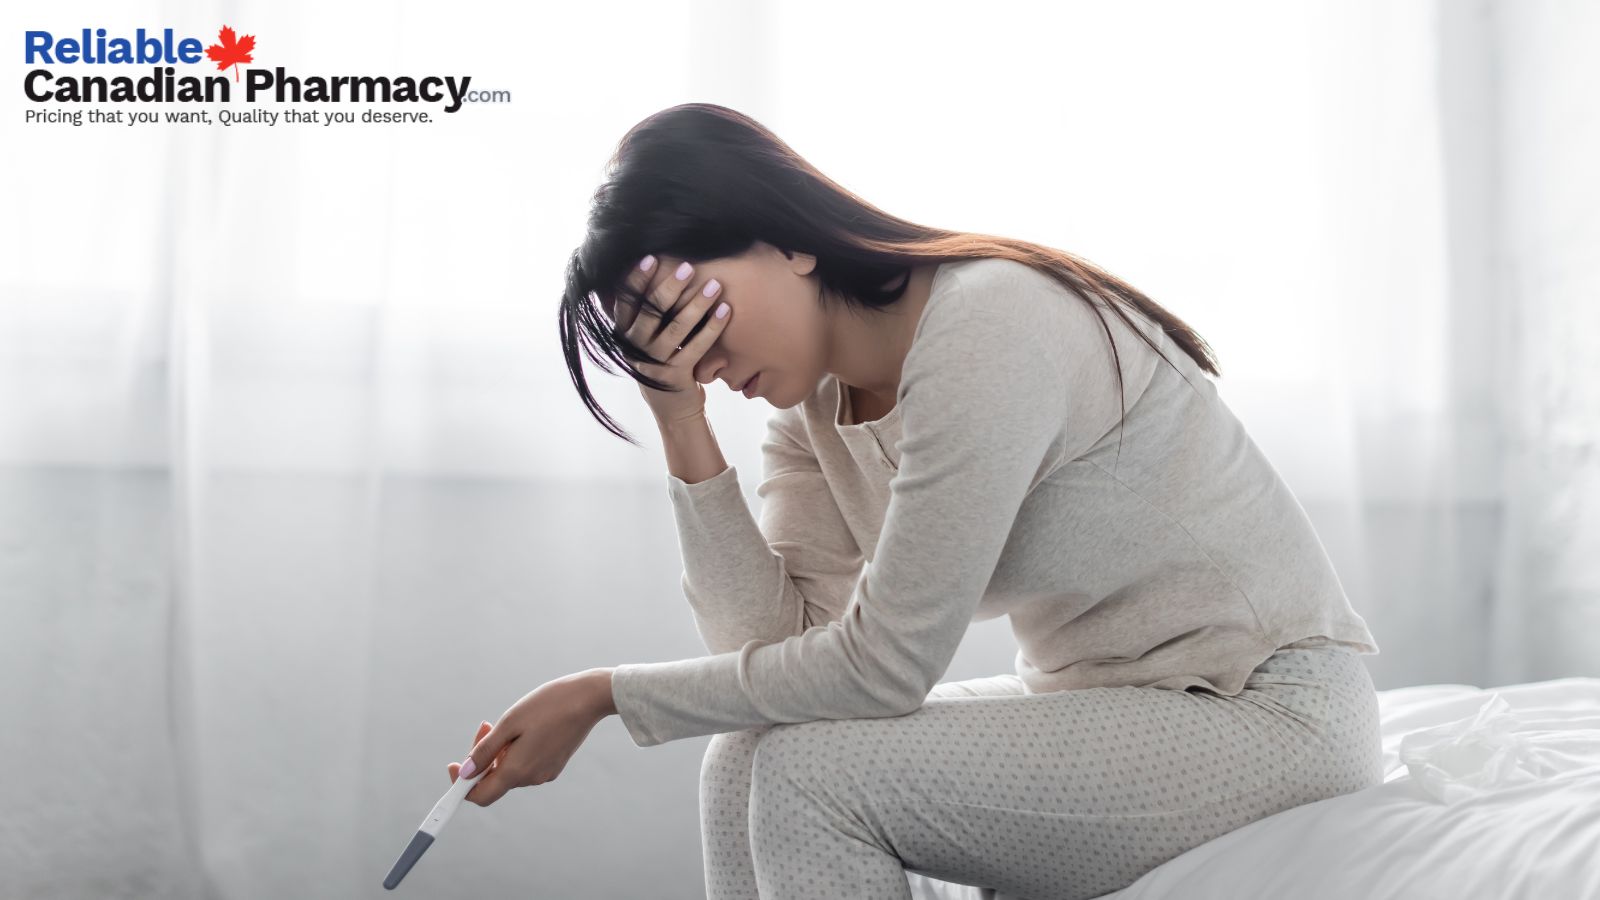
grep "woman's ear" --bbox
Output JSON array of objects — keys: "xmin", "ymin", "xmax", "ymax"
[{"xmin": 787, "ymin": 250, "xmax": 818, "ymax": 277}]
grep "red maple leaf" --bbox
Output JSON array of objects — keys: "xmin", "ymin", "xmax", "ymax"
[{"xmin": 204, "ymin": 25, "xmax": 255, "ymax": 82}]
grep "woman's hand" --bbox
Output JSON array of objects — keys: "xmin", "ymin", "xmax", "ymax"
[
  {"xmin": 446, "ymin": 669, "xmax": 614, "ymax": 807},
  {"xmin": 605, "ymin": 254, "xmax": 730, "ymax": 425}
]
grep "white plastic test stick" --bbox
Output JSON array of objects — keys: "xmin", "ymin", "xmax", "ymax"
[{"xmin": 383, "ymin": 764, "xmax": 488, "ymax": 890}]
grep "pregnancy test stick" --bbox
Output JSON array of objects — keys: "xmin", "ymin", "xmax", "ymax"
[{"xmin": 383, "ymin": 763, "xmax": 488, "ymax": 890}]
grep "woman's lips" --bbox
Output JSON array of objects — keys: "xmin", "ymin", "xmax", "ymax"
[{"xmin": 742, "ymin": 371, "xmax": 761, "ymax": 399}]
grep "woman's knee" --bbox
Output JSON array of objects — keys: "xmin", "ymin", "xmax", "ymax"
[
  {"xmin": 701, "ymin": 725, "xmax": 770, "ymax": 795},
  {"xmin": 732, "ymin": 716, "xmax": 901, "ymax": 814},
  {"xmin": 747, "ymin": 718, "xmax": 871, "ymax": 810},
  {"xmin": 747, "ymin": 721, "xmax": 894, "ymax": 859},
  {"xmin": 746, "ymin": 722, "xmax": 821, "ymax": 802}
]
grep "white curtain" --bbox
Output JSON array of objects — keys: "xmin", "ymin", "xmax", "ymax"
[{"xmin": 2, "ymin": 1, "xmax": 1593, "ymax": 897}]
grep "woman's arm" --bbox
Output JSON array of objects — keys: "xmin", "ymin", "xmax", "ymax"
[
  {"xmin": 610, "ymin": 264, "xmax": 1095, "ymax": 747},
  {"xmin": 657, "ymin": 408, "xmax": 727, "ymax": 485},
  {"xmin": 657, "ymin": 403, "xmax": 866, "ymax": 657}
]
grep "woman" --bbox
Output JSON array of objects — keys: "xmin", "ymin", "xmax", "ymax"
[{"xmin": 449, "ymin": 103, "xmax": 1385, "ymax": 900}]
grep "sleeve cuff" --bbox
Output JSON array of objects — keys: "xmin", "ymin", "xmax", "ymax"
[
  {"xmin": 609, "ymin": 648, "xmax": 763, "ymax": 748},
  {"xmin": 664, "ymin": 464, "xmax": 766, "ymax": 556},
  {"xmin": 666, "ymin": 463, "xmax": 744, "ymax": 505},
  {"xmin": 610, "ymin": 663, "xmax": 661, "ymax": 748}
]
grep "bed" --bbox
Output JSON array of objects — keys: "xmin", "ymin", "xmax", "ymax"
[{"xmin": 905, "ymin": 676, "xmax": 1600, "ymax": 900}]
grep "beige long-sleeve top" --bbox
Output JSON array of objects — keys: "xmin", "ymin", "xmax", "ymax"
[{"xmin": 609, "ymin": 257, "xmax": 1379, "ymax": 748}]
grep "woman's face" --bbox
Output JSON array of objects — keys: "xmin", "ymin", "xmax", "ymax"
[{"xmin": 651, "ymin": 241, "xmax": 828, "ymax": 408}]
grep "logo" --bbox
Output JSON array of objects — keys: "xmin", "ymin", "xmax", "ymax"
[
  {"xmin": 22, "ymin": 25, "xmax": 503, "ymax": 118},
  {"xmin": 203, "ymin": 25, "xmax": 254, "ymax": 82}
]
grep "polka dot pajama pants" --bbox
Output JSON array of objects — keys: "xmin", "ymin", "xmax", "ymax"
[{"xmin": 698, "ymin": 644, "xmax": 1384, "ymax": 900}]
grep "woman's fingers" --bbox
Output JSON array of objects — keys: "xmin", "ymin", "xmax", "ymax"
[
  {"xmin": 448, "ymin": 721, "xmax": 496, "ymax": 782},
  {"xmin": 607, "ymin": 255, "xmax": 660, "ymax": 332},
  {"xmin": 649, "ymin": 259, "xmax": 706, "ymax": 338},
  {"xmin": 612, "ymin": 255, "xmax": 678, "ymax": 348},
  {"xmin": 623, "ymin": 257, "xmax": 694, "ymax": 358},
  {"xmin": 671, "ymin": 284, "xmax": 729, "ymax": 366},
  {"xmin": 651, "ymin": 276, "xmax": 723, "ymax": 363},
  {"xmin": 620, "ymin": 257, "xmax": 721, "ymax": 363}
]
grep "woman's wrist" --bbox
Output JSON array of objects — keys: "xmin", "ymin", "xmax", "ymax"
[
  {"xmin": 657, "ymin": 410, "xmax": 729, "ymax": 484},
  {"xmin": 654, "ymin": 407, "xmax": 708, "ymax": 430},
  {"xmin": 583, "ymin": 667, "xmax": 619, "ymax": 717}
]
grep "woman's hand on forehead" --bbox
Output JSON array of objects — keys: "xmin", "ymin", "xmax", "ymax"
[{"xmin": 607, "ymin": 253, "xmax": 693, "ymax": 333}]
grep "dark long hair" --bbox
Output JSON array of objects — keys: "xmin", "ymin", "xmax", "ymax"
[{"xmin": 558, "ymin": 102, "xmax": 1221, "ymax": 450}]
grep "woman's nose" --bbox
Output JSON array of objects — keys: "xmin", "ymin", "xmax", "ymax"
[{"xmin": 694, "ymin": 356, "xmax": 725, "ymax": 385}]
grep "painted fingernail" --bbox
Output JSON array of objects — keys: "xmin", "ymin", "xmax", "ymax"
[
  {"xmin": 460, "ymin": 756, "xmax": 477, "ymax": 778},
  {"xmin": 715, "ymin": 302, "xmax": 729, "ymax": 319},
  {"xmin": 703, "ymin": 279, "xmax": 720, "ymax": 297},
  {"xmin": 675, "ymin": 261, "xmax": 693, "ymax": 280},
  {"xmin": 639, "ymin": 255, "xmax": 656, "ymax": 272}
]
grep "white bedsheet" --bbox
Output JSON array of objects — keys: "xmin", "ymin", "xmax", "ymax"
[{"xmin": 906, "ymin": 676, "xmax": 1600, "ymax": 900}]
